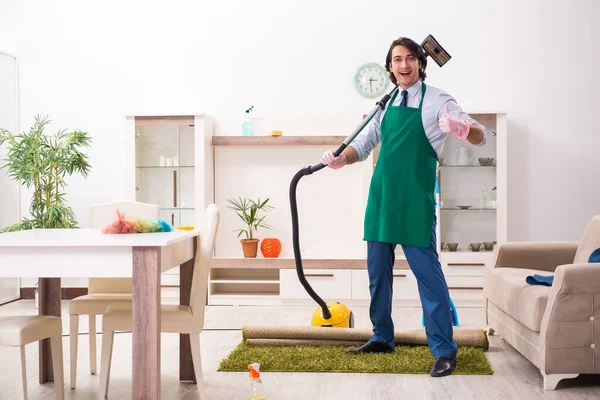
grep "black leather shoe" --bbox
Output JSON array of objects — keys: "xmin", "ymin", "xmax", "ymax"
[
  {"xmin": 429, "ymin": 357, "xmax": 456, "ymax": 377},
  {"xmin": 345, "ymin": 341, "xmax": 394, "ymax": 354}
]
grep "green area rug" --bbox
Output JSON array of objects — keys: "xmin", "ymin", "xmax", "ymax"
[{"xmin": 218, "ymin": 342, "xmax": 493, "ymax": 375}]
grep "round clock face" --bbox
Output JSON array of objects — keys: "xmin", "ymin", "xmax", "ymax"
[{"xmin": 354, "ymin": 62, "xmax": 389, "ymax": 98}]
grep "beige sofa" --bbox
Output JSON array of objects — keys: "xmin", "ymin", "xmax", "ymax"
[{"xmin": 483, "ymin": 216, "xmax": 600, "ymax": 390}]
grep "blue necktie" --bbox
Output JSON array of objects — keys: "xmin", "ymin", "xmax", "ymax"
[{"xmin": 400, "ymin": 90, "xmax": 408, "ymax": 107}]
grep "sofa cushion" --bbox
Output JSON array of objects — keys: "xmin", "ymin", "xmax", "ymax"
[
  {"xmin": 483, "ymin": 268, "xmax": 553, "ymax": 332},
  {"xmin": 573, "ymin": 215, "xmax": 600, "ymax": 264}
]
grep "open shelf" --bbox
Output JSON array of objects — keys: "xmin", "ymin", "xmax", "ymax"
[
  {"xmin": 210, "ymin": 282, "xmax": 280, "ymax": 296},
  {"xmin": 210, "ymin": 268, "xmax": 279, "ymax": 281},
  {"xmin": 212, "ymin": 136, "xmax": 346, "ymax": 146}
]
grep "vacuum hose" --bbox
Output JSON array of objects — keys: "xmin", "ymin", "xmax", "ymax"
[{"xmin": 289, "ymin": 87, "xmax": 398, "ymax": 321}]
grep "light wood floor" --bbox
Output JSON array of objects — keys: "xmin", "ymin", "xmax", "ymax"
[{"xmin": 0, "ymin": 299, "xmax": 598, "ymax": 399}]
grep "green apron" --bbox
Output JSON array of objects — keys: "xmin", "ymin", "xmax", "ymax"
[{"xmin": 363, "ymin": 82, "xmax": 438, "ymax": 248}]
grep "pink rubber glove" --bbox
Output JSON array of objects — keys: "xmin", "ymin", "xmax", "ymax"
[
  {"xmin": 439, "ymin": 103, "xmax": 470, "ymax": 140},
  {"xmin": 321, "ymin": 150, "xmax": 346, "ymax": 169}
]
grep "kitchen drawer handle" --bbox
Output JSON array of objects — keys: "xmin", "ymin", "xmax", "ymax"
[
  {"xmin": 305, "ymin": 274, "xmax": 335, "ymax": 277},
  {"xmin": 447, "ymin": 263, "xmax": 485, "ymax": 267},
  {"xmin": 448, "ymin": 286, "xmax": 482, "ymax": 290},
  {"xmin": 393, "ymin": 273, "xmax": 407, "ymax": 278}
]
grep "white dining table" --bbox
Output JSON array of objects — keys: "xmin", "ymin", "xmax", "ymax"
[{"xmin": 0, "ymin": 228, "xmax": 200, "ymax": 400}]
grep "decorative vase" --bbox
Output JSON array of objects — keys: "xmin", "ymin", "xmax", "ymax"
[
  {"xmin": 241, "ymin": 239, "xmax": 259, "ymax": 258},
  {"xmin": 260, "ymin": 238, "xmax": 282, "ymax": 258}
]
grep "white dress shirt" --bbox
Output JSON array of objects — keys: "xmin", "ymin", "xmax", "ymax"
[{"xmin": 349, "ymin": 79, "xmax": 486, "ymax": 161}]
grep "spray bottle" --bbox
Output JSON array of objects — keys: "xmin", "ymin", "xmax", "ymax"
[
  {"xmin": 248, "ymin": 363, "xmax": 265, "ymax": 400},
  {"xmin": 242, "ymin": 106, "xmax": 254, "ymax": 136}
]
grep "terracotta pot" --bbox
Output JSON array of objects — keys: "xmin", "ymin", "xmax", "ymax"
[
  {"xmin": 260, "ymin": 238, "xmax": 282, "ymax": 258},
  {"xmin": 240, "ymin": 239, "xmax": 259, "ymax": 258}
]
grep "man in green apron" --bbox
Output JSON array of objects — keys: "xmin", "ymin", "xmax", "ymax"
[{"xmin": 321, "ymin": 37, "xmax": 486, "ymax": 377}]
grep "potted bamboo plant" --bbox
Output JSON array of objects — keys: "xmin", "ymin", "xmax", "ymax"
[
  {"xmin": 226, "ymin": 197, "xmax": 274, "ymax": 258},
  {"xmin": 1, "ymin": 115, "xmax": 91, "ymax": 306},
  {"xmin": 0, "ymin": 114, "xmax": 92, "ymax": 232}
]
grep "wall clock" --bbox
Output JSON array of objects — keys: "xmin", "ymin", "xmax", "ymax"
[{"xmin": 353, "ymin": 62, "xmax": 389, "ymax": 98}]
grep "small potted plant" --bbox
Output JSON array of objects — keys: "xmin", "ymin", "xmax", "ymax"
[{"xmin": 226, "ymin": 197, "xmax": 274, "ymax": 258}]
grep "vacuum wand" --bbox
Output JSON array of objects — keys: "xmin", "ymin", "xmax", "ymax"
[
  {"xmin": 305, "ymin": 86, "xmax": 398, "ymax": 175},
  {"xmin": 289, "ymin": 86, "xmax": 398, "ymax": 321}
]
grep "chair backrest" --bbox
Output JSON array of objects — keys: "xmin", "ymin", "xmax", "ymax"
[
  {"xmin": 89, "ymin": 201, "xmax": 160, "ymax": 294},
  {"xmin": 573, "ymin": 215, "xmax": 600, "ymax": 264},
  {"xmin": 189, "ymin": 204, "xmax": 220, "ymax": 333}
]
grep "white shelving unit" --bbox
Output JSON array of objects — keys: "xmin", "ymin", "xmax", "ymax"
[
  {"xmin": 126, "ymin": 114, "xmax": 214, "ymax": 293},
  {"xmin": 437, "ymin": 113, "xmax": 508, "ymax": 305},
  {"xmin": 131, "ymin": 113, "xmax": 506, "ymax": 306}
]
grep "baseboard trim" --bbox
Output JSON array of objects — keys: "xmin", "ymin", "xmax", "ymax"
[{"xmin": 21, "ymin": 287, "xmax": 88, "ymax": 300}]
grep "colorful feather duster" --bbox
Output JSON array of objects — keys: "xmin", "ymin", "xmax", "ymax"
[
  {"xmin": 102, "ymin": 210, "xmax": 136, "ymax": 234},
  {"xmin": 102, "ymin": 209, "xmax": 173, "ymax": 234},
  {"xmin": 157, "ymin": 219, "xmax": 173, "ymax": 232}
]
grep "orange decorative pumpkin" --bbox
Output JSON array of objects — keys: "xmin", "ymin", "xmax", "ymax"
[{"xmin": 260, "ymin": 238, "xmax": 282, "ymax": 258}]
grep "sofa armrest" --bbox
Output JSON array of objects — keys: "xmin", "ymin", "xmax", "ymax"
[
  {"xmin": 492, "ymin": 242, "xmax": 579, "ymax": 272},
  {"xmin": 540, "ymin": 262, "xmax": 600, "ymax": 375}
]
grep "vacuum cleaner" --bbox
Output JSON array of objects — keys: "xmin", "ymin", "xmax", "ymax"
[
  {"xmin": 288, "ymin": 34, "xmax": 452, "ymax": 329},
  {"xmin": 289, "ymin": 88, "xmax": 397, "ymax": 328}
]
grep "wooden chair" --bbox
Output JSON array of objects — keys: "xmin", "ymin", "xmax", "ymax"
[
  {"xmin": 68, "ymin": 201, "xmax": 159, "ymax": 389},
  {"xmin": 98, "ymin": 204, "xmax": 219, "ymax": 400},
  {"xmin": 0, "ymin": 315, "xmax": 65, "ymax": 399}
]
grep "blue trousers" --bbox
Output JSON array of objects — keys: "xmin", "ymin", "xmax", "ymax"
[{"xmin": 366, "ymin": 215, "xmax": 458, "ymax": 359}]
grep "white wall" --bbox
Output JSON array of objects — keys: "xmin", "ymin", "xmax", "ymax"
[
  {"xmin": 0, "ymin": 51, "xmax": 22, "ymax": 300},
  {"xmin": 0, "ymin": 0, "xmax": 599, "ymax": 246}
]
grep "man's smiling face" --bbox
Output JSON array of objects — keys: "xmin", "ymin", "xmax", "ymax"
[{"xmin": 391, "ymin": 45, "xmax": 422, "ymax": 89}]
